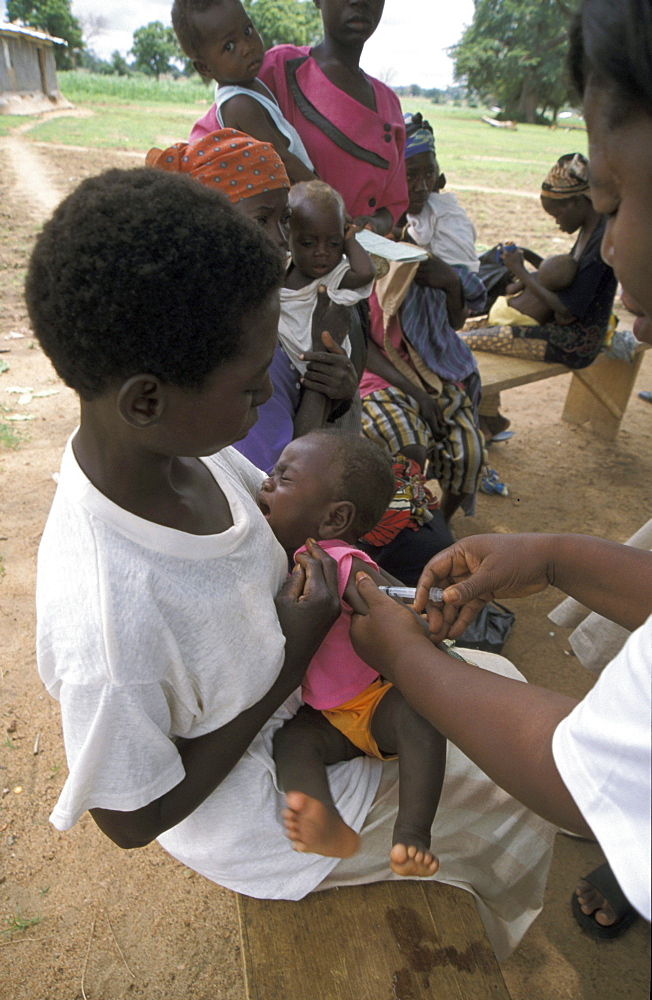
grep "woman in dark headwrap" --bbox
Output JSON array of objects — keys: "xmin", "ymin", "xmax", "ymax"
[
  {"xmin": 461, "ymin": 151, "xmax": 616, "ymax": 435},
  {"xmin": 465, "ymin": 152, "xmax": 615, "ymax": 369}
]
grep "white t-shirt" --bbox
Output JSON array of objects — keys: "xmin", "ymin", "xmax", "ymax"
[
  {"xmin": 552, "ymin": 615, "xmax": 652, "ymax": 919},
  {"xmin": 37, "ymin": 439, "xmax": 379, "ymax": 899},
  {"xmin": 407, "ymin": 192, "xmax": 480, "ymax": 273},
  {"xmin": 279, "ymin": 258, "xmax": 373, "ymax": 373}
]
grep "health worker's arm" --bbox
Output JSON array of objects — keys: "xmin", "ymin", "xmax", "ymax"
[{"xmin": 349, "ymin": 574, "xmax": 592, "ymax": 836}]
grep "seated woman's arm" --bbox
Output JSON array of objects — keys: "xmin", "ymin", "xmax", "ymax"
[
  {"xmin": 365, "ymin": 341, "xmax": 444, "ymax": 442},
  {"xmin": 91, "ymin": 544, "xmax": 341, "ymax": 849},
  {"xmin": 293, "ymin": 295, "xmax": 360, "ymax": 438},
  {"xmin": 502, "ymin": 248, "xmax": 576, "ymax": 324},
  {"xmin": 413, "ymin": 256, "xmax": 468, "ymax": 329}
]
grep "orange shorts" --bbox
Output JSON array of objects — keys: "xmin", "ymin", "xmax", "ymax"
[{"xmin": 321, "ymin": 678, "xmax": 397, "ymax": 760}]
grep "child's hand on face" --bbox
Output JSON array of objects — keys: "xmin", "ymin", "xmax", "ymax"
[{"xmin": 344, "ymin": 221, "xmax": 361, "ymax": 242}]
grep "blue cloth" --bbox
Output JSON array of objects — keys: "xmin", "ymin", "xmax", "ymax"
[
  {"xmin": 400, "ymin": 267, "xmax": 487, "ymax": 384},
  {"xmin": 233, "ymin": 344, "xmax": 301, "ymax": 474},
  {"xmin": 403, "ymin": 112, "xmax": 436, "ymax": 159}
]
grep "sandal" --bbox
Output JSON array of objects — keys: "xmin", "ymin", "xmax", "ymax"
[{"xmin": 572, "ymin": 861, "xmax": 638, "ymax": 939}]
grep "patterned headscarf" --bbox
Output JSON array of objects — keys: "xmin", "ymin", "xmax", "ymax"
[
  {"xmin": 403, "ymin": 112, "xmax": 436, "ymax": 160},
  {"xmin": 146, "ymin": 128, "xmax": 290, "ymax": 203},
  {"xmin": 541, "ymin": 152, "xmax": 590, "ymax": 200}
]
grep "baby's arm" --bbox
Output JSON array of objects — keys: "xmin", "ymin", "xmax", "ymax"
[
  {"xmin": 220, "ymin": 93, "xmax": 316, "ymax": 183},
  {"xmin": 342, "ymin": 556, "xmax": 431, "ymax": 635},
  {"xmin": 338, "ymin": 223, "xmax": 377, "ymax": 290},
  {"xmin": 501, "ymin": 248, "xmax": 575, "ymax": 324}
]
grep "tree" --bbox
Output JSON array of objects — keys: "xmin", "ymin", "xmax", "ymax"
[
  {"xmin": 130, "ymin": 22, "xmax": 181, "ymax": 80},
  {"xmin": 452, "ymin": 0, "xmax": 575, "ymax": 124},
  {"xmin": 243, "ymin": 0, "xmax": 322, "ymax": 49},
  {"xmin": 7, "ymin": 0, "xmax": 83, "ymax": 69}
]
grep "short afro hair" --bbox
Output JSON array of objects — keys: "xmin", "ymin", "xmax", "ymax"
[
  {"xmin": 25, "ymin": 168, "xmax": 284, "ymax": 400},
  {"xmin": 306, "ymin": 429, "xmax": 396, "ymax": 538},
  {"xmin": 172, "ymin": 0, "xmax": 226, "ymax": 60},
  {"xmin": 288, "ymin": 180, "xmax": 347, "ymax": 225}
]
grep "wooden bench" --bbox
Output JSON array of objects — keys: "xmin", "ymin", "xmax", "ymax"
[
  {"xmin": 472, "ymin": 344, "xmax": 648, "ymax": 440},
  {"xmin": 237, "ymin": 880, "xmax": 511, "ymax": 999}
]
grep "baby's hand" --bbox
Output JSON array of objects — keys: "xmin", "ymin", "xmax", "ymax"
[{"xmin": 344, "ymin": 221, "xmax": 361, "ymax": 242}]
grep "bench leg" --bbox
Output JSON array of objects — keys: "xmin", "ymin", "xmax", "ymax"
[{"xmin": 562, "ymin": 351, "xmax": 645, "ymax": 439}]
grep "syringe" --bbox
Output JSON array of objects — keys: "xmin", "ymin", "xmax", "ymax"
[{"xmin": 378, "ymin": 586, "xmax": 445, "ymax": 602}]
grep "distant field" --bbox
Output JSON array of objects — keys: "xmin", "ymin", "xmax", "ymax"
[{"xmin": 0, "ymin": 73, "xmax": 587, "ymax": 196}]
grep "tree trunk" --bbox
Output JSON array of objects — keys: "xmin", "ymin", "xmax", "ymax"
[{"xmin": 517, "ymin": 78, "xmax": 539, "ymax": 123}]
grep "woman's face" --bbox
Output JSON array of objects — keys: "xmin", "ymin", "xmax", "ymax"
[
  {"xmin": 235, "ymin": 187, "xmax": 291, "ymax": 250},
  {"xmin": 405, "ymin": 151, "xmax": 439, "ymax": 215},
  {"xmin": 315, "ymin": 0, "xmax": 385, "ymax": 46},
  {"xmin": 584, "ymin": 82, "xmax": 652, "ymax": 344},
  {"xmin": 540, "ymin": 195, "xmax": 588, "ymax": 235}
]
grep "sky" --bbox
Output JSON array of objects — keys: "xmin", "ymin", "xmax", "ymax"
[{"xmin": 1, "ymin": 1, "xmax": 476, "ymax": 89}]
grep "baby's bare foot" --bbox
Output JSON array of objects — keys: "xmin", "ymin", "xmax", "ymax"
[
  {"xmin": 575, "ymin": 880, "xmax": 617, "ymax": 926},
  {"xmin": 390, "ymin": 842, "xmax": 439, "ymax": 878},
  {"xmin": 282, "ymin": 791, "xmax": 360, "ymax": 858}
]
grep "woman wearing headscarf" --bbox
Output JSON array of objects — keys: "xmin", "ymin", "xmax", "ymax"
[
  {"xmin": 461, "ymin": 152, "xmax": 617, "ymax": 435},
  {"xmin": 356, "ymin": 114, "xmax": 488, "ymax": 530},
  {"xmin": 147, "ymin": 129, "xmax": 360, "ymax": 473}
]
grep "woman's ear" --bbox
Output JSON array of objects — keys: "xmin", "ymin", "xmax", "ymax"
[
  {"xmin": 117, "ymin": 375, "xmax": 165, "ymax": 428},
  {"xmin": 320, "ymin": 500, "xmax": 356, "ymax": 540}
]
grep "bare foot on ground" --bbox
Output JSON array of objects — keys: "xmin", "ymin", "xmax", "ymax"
[
  {"xmin": 282, "ymin": 791, "xmax": 360, "ymax": 858},
  {"xmin": 575, "ymin": 880, "xmax": 617, "ymax": 927},
  {"xmin": 389, "ymin": 842, "xmax": 440, "ymax": 878}
]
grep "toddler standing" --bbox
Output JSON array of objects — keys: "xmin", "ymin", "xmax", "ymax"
[
  {"xmin": 172, "ymin": 0, "xmax": 315, "ymax": 181},
  {"xmin": 260, "ymin": 429, "xmax": 447, "ymax": 877}
]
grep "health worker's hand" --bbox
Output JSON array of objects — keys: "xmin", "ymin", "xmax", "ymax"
[
  {"xmin": 414, "ymin": 534, "xmax": 552, "ymax": 642},
  {"xmin": 349, "ymin": 573, "xmax": 433, "ymax": 683}
]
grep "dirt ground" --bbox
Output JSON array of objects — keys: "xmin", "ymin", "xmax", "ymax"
[{"xmin": 0, "ymin": 127, "xmax": 650, "ymax": 999}]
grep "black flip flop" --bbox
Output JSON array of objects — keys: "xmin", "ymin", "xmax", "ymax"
[{"xmin": 571, "ymin": 861, "xmax": 639, "ymax": 939}]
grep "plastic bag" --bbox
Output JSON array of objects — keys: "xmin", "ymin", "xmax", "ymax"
[{"xmin": 458, "ymin": 602, "xmax": 515, "ymax": 653}]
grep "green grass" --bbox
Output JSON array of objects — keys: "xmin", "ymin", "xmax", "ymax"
[
  {"xmin": 0, "ymin": 405, "xmax": 27, "ymax": 450},
  {"xmin": 1, "ymin": 909, "xmax": 42, "ymax": 937},
  {"xmin": 398, "ymin": 99, "xmax": 588, "ymax": 193},
  {"xmin": 21, "ymin": 103, "xmax": 205, "ymax": 151},
  {"xmin": 4, "ymin": 73, "xmax": 588, "ymax": 187},
  {"xmin": 58, "ymin": 71, "xmax": 212, "ymax": 106}
]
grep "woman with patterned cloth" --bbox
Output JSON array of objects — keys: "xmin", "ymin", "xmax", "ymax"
[
  {"xmin": 358, "ymin": 116, "xmax": 488, "ymax": 526},
  {"xmin": 461, "ymin": 152, "xmax": 616, "ymax": 437}
]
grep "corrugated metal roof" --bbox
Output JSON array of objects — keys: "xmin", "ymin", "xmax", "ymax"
[{"xmin": 0, "ymin": 22, "xmax": 67, "ymax": 46}]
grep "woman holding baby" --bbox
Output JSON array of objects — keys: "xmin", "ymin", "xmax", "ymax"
[{"xmin": 462, "ymin": 152, "xmax": 617, "ymax": 436}]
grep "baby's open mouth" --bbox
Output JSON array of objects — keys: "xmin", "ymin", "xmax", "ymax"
[{"xmin": 257, "ymin": 495, "xmax": 271, "ymax": 518}]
